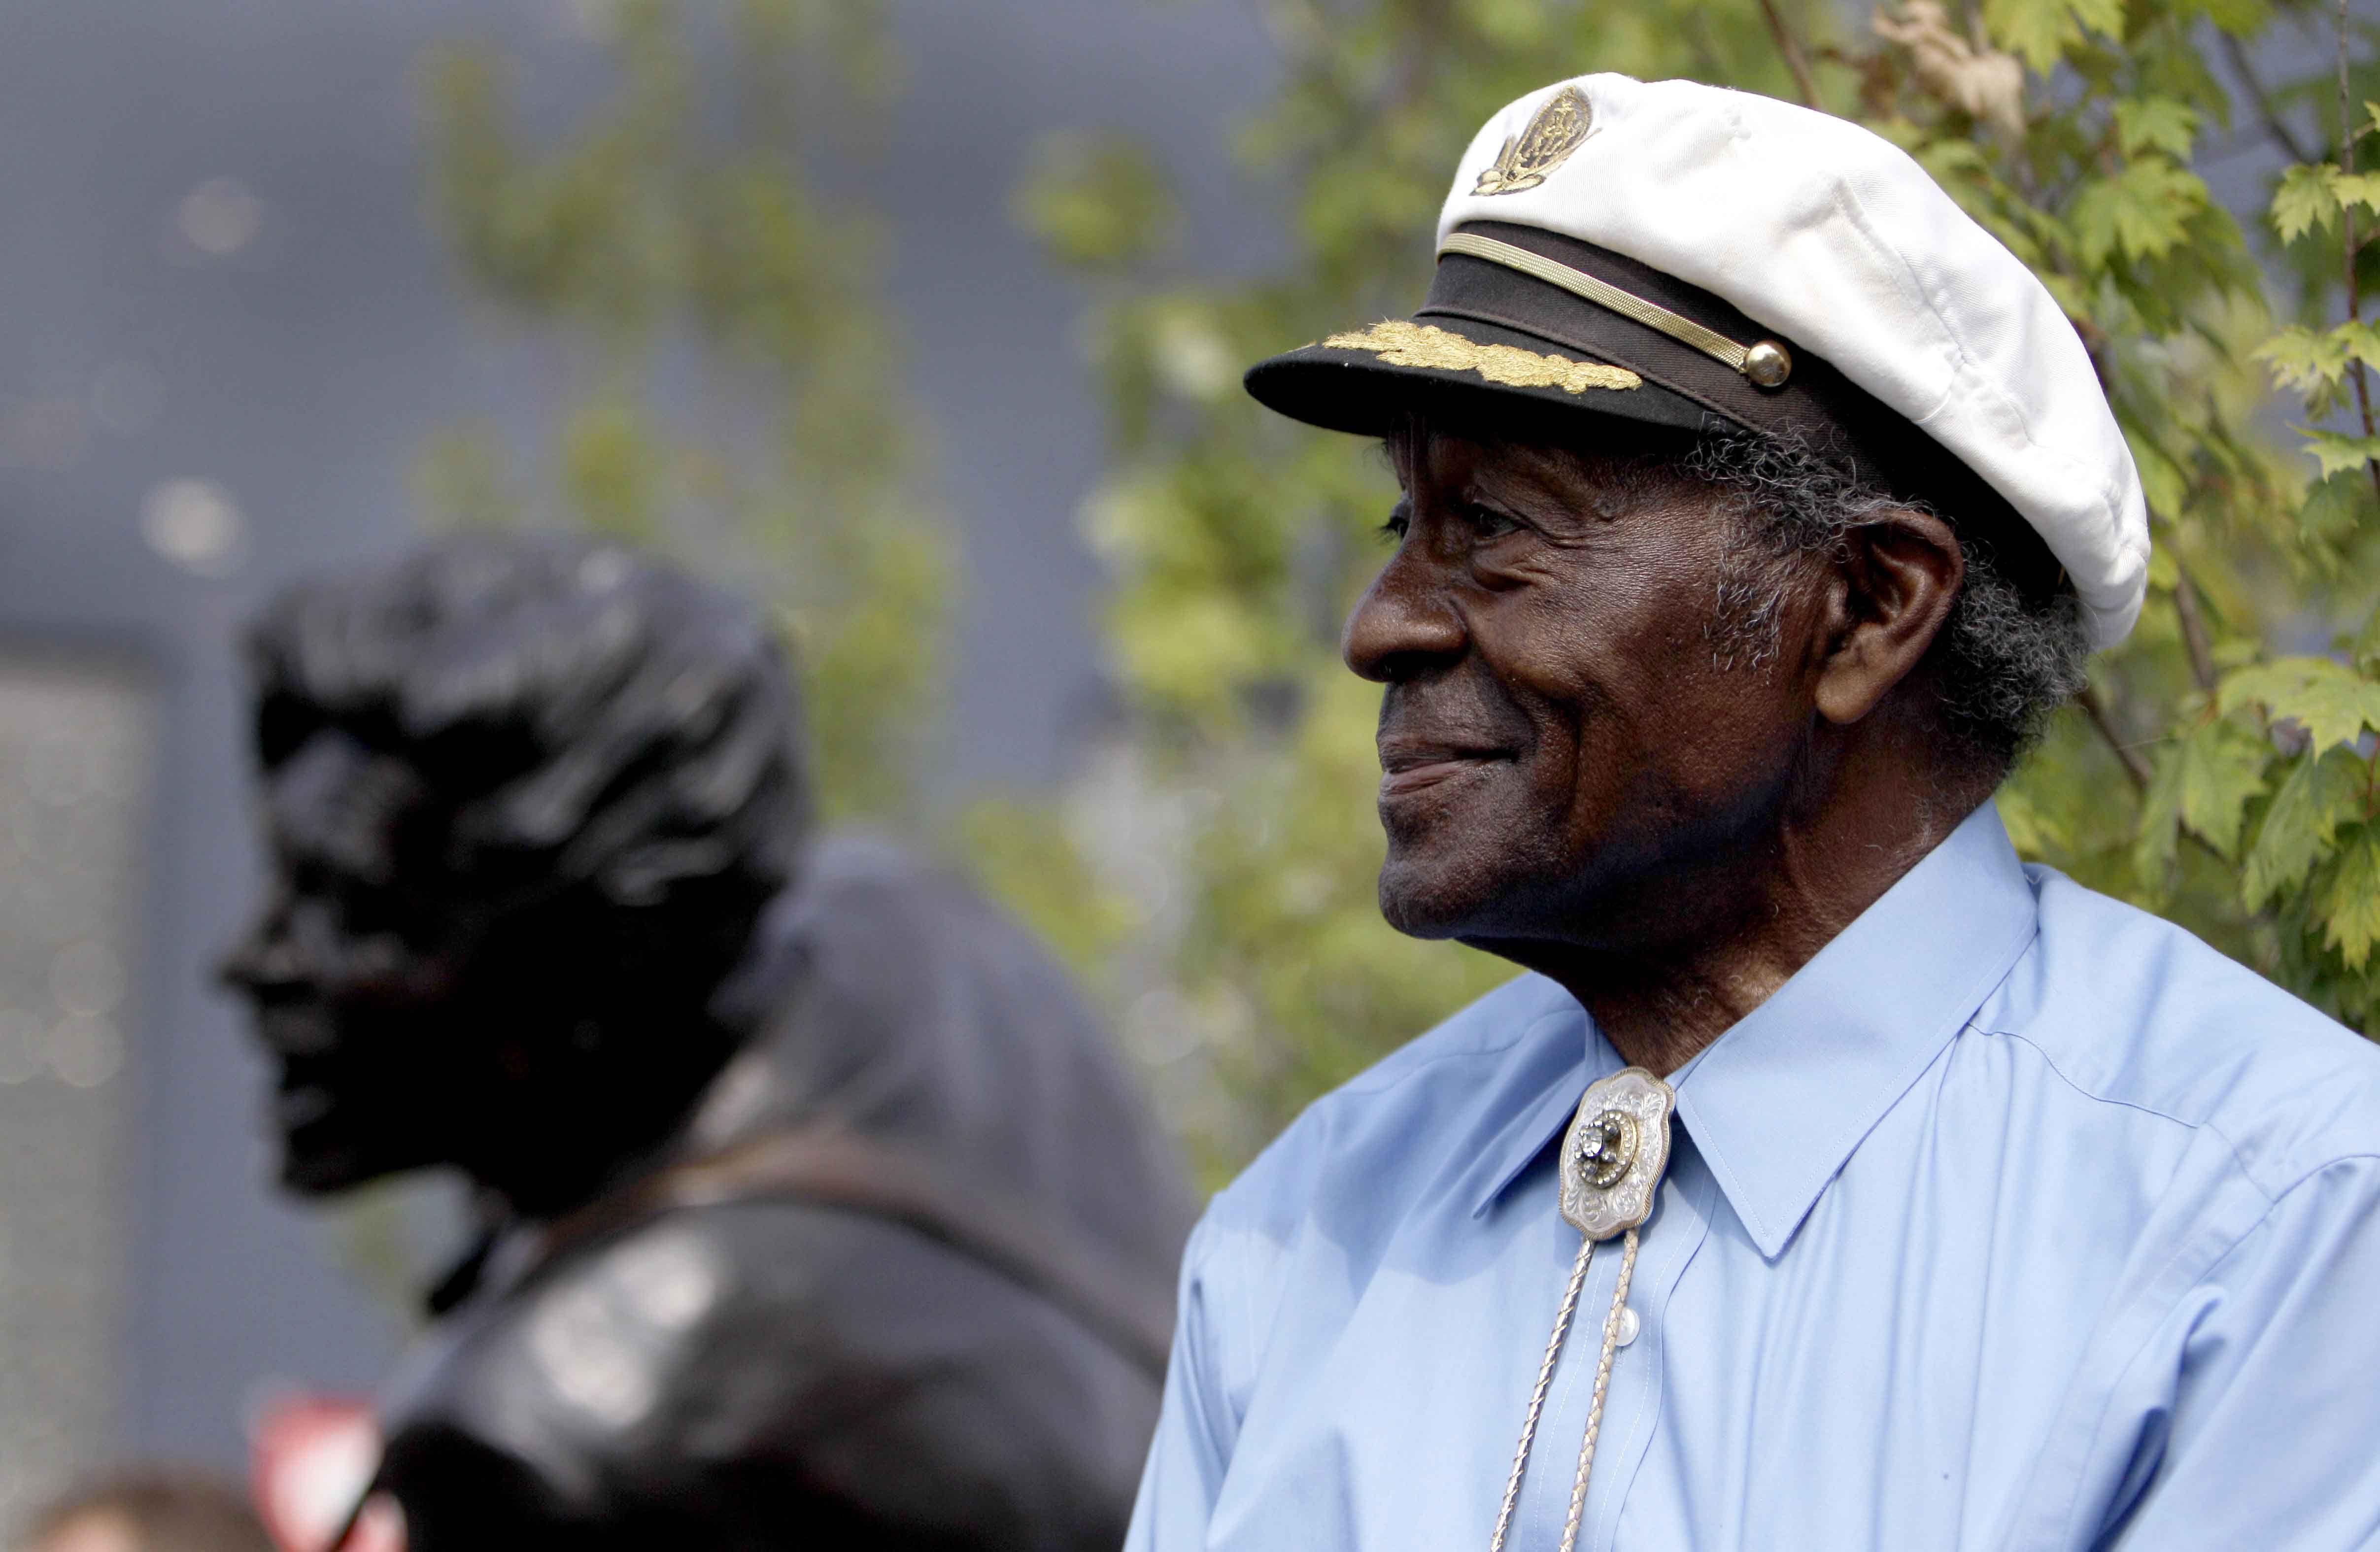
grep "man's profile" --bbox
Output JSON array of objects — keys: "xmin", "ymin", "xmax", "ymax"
[
  {"xmin": 1127, "ymin": 74, "xmax": 2380, "ymax": 1551},
  {"xmin": 222, "ymin": 535, "xmax": 1194, "ymax": 1552}
]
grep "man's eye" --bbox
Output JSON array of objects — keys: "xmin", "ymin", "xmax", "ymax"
[{"xmin": 1463, "ymin": 504, "xmax": 1523, "ymax": 539}]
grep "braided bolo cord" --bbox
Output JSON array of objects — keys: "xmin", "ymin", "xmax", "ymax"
[
  {"xmin": 1557, "ymin": 1226, "xmax": 1642, "ymax": 1552},
  {"xmin": 1488, "ymin": 1236, "xmax": 1595, "ymax": 1552}
]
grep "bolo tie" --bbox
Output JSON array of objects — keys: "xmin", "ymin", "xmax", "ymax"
[{"xmin": 1488, "ymin": 1066, "xmax": 1675, "ymax": 1552}]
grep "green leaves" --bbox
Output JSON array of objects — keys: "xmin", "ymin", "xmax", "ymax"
[
  {"xmin": 2324, "ymin": 835, "xmax": 2380, "ymax": 971},
  {"xmin": 2273, "ymin": 165, "xmax": 2342, "ymax": 243},
  {"xmin": 2132, "ymin": 663, "xmax": 2380, "ymax": 913},
  {"xmin": 2231, "ymin": 77, "xmax": 2380, "ymax": 1007},
  {"xmin": 2070, "ymin": 160, "xmax": 2210, "ymax": 268},
  {"xmin": 1014, "ymin": 130, "xmax": 1181, "ymax": 273},
  {"xmin": 2302, "ymin": 431, "xmax": 2380, "ymax": 478},
  {"xmin": 2271, "ymin": 163, "xmax": 2380, "ymax": 242},
  {"xmin": 2256, "ymin": 322, "xmax": 2380, "ymax": 398},
  {"xmin": 1982, "ymin": 0, "xmax": 2123, "ymax": 72},
  {"xmin": 419, "ymin": 2, "xmax": 950, "ymax": 824},
  {"xmin": 2065, "ymin": 97, "xmax": 2212, "ymax": 275},
  {"xmin": 2136, "ymin": 715, "xmax": 2271, "ymax": 877},
  {"xmin": 2196, "ymin": 0, "xmax": 2270, "ymax": 36},
  {"xmin": 2219, "ymin": 657, "xmax": 2380, "ymax": 753},
  {"xmin": 2244, "ymin": 749, "xmax": 2368, "ymax": 907},
  {"xmin": 2212, "ymin": 664, "xmax": 2380, "ymax": 931},
  {"xmin": 2113, "ymin": 98, "xmax": 2199, "ymax": 159}
]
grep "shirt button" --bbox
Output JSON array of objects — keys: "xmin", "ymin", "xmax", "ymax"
[{"xmin": 1615, "ymin": 1306, "xmax": 1640, "ymax": 1348}]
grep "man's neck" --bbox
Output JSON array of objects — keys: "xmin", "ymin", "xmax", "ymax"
[{"xmin": 1489, "ymin": 763, "xmax": 1986, "ymax": 1077}]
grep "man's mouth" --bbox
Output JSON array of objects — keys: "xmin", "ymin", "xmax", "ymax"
[{"xmin": 1378, "ymin": 740, "xmax": 1512, "ymax": 798}]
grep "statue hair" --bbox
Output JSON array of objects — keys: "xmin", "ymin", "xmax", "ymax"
[{"xmin": 241, "ymin": 534, "xmax": 812, "ymax": 928}]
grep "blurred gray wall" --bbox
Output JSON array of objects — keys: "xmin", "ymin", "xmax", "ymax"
[{"xmin": 0, "ymin": 0, "xmax": 1278, "ymax": 1498}]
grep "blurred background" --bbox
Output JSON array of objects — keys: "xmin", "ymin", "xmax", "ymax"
[
  {"xmin": 0, "ymin": 0, "xmax": 2373, "ymax": 1535},
  {"xmin": 0, "ymin": 0, "xmax": 1286, "ymax": 1523}
]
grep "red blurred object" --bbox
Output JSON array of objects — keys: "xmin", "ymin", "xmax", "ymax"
[{"xmin": 249, "ymin": 1395, "xmax": 406, "ymax": 1552}]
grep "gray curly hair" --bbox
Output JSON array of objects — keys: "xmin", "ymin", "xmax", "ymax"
[{"xmin": 1685, "ymin": 429, "xmax": 2091, "ymax": 772}]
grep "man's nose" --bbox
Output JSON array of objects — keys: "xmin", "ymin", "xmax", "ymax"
[{"xmin": 1342, "ymin": 546, "xmax": 1467, "ymax": 684}]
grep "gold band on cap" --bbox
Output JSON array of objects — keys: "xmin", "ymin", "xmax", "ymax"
[
  {"xmin": 1320, "ymin": 321, "xmax": 1641, "ymax": 396},
  {"xmin": 1436, "ymin": 231, "xmax": 1792, "ymax": 389}
]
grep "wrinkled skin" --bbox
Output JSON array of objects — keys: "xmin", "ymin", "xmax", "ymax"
[{"xmin": 1344, "ymin": 416, "xmax": 1970, "ymax": 1074}]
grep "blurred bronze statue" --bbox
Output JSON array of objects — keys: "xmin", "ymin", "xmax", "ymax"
[{"xmin": 221, "ymin": 536, "xmax": 1194, "ymax": 1552}]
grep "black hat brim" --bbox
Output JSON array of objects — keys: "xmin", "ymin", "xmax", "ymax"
[
  {"xmin": 1244, "ymin": 312, "xmax": 1719, "ymax": 443},
  {"xmin": 1243, "ymin": 221, "xmax": 2068, "ymax": 607}
]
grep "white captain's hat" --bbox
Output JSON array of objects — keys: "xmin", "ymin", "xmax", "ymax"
[{"xmin": 1246, "ymin": 74, "xmax": 2149, "ymax": 649}]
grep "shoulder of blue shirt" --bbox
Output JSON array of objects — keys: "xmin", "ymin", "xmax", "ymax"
[
  {"xmin": 1202, "ymin": 862, "xmax": 2380, "ymax": 1247},
  {"xmin": 2008, "ymin": 865, "xmax": 2380, "ymax": 1205}
]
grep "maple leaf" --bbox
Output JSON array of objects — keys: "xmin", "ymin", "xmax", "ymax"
[
  {"xmin": 2272, "ymin": 164, "xmax": 2341, "ymax": 242},
  {"xmin": 2219, "ymin": 657, "xmax": 2380, "ymax": 752},
  {"xmin": 2300, "ymin": 430, "xmax": 2380, "ymax": 478},
  {"xmin": 2323, "ymin": 836, "xmax": 2380, "ymax": 972},
  {"xmin": 2255, "ymin": 326, "xmax": 2351, "ymax": 395},
  {"xmin": 2113, "ymin": 98, "xmax": 2198, "ymax": 158},
  {"xmin": 1981, "ymin": 0, "xmax": 2117, "ymax": 72},
  {"xmin": 2070, "ymin": 161, "xmax": 2207, "ymax": 268},
  {"xmin": 2244, "ymin": 748, "xmax": 2368, "ymax": 909},
  {"xmin": 2337, "ymin": 170, "xmax": 2380, "ymax": 215},
  {"xmin": 2135, "ymin": 716, "xmax": 2272, "ymax": 874}
]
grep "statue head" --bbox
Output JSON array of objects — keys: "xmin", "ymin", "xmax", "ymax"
[{"xmin": 220, "ymin": 536, "xmax": 811, "ymax": 1212}]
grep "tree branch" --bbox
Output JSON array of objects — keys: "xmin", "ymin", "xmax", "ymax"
[
  {"xmin": 2080, "ymin": 684, "xmax": 2153, "ymax": 791},
  {"xmin": 1757, "ymin": 0, "xmax": 1823, "ymax": 110},
  {"xmin": 2078, "ymin": 690, "xmax": 2235, "ymax": 872},
  {"xmin": 2221, "ymin": 31, "xmax": 2317, "ymax": 166},
  {"xmin": 2171, "ymin": 568, "xmax": 2219, "ymax": 693},
  {"xmin": 2338, "ymin": 0, "xmax": 2380, "ymax": 509}
]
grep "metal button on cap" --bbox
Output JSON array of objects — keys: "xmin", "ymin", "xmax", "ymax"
[{"xmin": 1743, "ymin": 339, "xmax": 1792, "ymax": 389}]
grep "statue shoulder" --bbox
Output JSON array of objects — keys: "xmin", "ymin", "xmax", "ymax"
[
  {"xmin": 380, "ymin": 1198, "xmax": 1156, "ymax": 1550},
  {"xmin": 386, "ymin": 1203, "xmax": 849, "ymax": 1465}
]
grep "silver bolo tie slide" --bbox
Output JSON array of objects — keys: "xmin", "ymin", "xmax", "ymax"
[{"xmin": 1489, "ymin": 1066, "xmax": 1677, "ymax": 1552}]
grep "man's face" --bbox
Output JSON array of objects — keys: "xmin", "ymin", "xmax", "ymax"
[
  {"xmin": 1344, "ymin": 420, "xmax": 1821, "ymax": 950},
  {"xmin": 219, "ymin": 725, "xmax": 490, "ymax": 1194}
]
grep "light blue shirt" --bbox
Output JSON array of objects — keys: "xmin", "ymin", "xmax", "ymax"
[{"xmin": 1127, "ymin": 804, "xmax": 2380, "ymax": 1551}]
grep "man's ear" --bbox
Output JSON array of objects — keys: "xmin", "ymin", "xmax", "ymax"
[{"xmin": 1812, "ymin": 509, "xmax": 1963, "ymax": 726}]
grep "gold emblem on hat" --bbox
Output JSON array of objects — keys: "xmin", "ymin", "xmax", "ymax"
[
  {"xmin": 1473, "ymin": 86, "xmax": 1592, "ymax": 197},
  {"xmin": 1321, "ymin": 321, "xmax": 1639, "ymax": 395}
]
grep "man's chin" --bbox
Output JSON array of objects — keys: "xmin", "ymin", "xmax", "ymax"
[
  {"xmin": 1377, "ymin": 855, "xmax": 1508, "ymax": 941},
  {"xmin": 1376, "ymin": 838, "xmax": 1620, "ymax": 948}
]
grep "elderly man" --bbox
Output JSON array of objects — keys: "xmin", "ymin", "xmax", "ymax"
[
  {"xmin": 222, "ymin": 537, "xmax": 1193, "ymax": 1551},
  {"xmin": 1127, "ymin": 75, "xmax": 2380, "ymax": 1552}
]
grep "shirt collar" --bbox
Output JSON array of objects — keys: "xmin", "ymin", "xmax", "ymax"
[{"xmin": 1470, "ymin": 803, "xmax": 2039, "ymax": 1256}]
